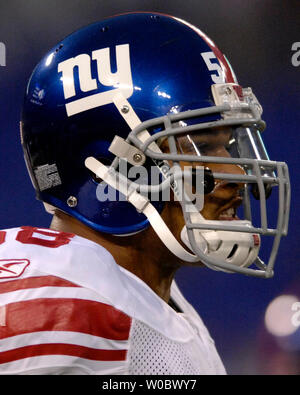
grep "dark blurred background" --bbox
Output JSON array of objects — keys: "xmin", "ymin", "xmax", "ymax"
[{"xmin": 0, "ymin": 0, "xmax": 299, "ymax": 374}]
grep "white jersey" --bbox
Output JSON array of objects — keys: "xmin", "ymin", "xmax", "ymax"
[{"xmin": 0, "ymin": 226, "xmax": 226, "ymax": 375}]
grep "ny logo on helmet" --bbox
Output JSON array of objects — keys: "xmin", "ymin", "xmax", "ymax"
[{"xmin": 58, "ymin": 44, "xmax": 133, "ymax": 117}]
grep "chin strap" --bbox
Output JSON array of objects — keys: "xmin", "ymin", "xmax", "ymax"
[{"xmin": 181, "ymin": 220, "xmax": 260, "ymax": 273}]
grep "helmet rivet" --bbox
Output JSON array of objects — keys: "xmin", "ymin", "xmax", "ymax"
[
  {"xmin": 67, "ymin": 196, "xmax": 77, "ymax": 207},
  {"xmin": 133, "ymin": 153, "xmax": 143, "ymax": 163},
  {"xmin": 121, "ymin": 105, "xmax": 130, "ymax": 114}
]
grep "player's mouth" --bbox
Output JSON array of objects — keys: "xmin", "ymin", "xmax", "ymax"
[{"xmin": 216, "ymin": 196, "xmax": 243, "ymax": 221}]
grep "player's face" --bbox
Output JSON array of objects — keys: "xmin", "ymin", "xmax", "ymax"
[
  {"xmin": 157, "ymin": 127, "xmax": 246, "ymax": 263},
  {"xmin": 176, "ymin": 126, "xmax": 245, "ymax": 221}
]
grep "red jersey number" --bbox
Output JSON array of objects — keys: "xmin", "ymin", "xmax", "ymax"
[{"xmin": 16, "ymin": 227, "xmax": 74, "ymax": 248}]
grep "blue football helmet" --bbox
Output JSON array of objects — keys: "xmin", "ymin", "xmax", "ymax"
[{"xmin": 21, "ymin": 12, "xmax": 290, "ymax": 277}]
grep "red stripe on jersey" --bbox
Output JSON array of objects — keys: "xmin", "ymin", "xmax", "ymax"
[
  {"xmin": 0, "ymin": 343, "xmax": 127, "ymax": 364},
  {"xmin": 0, "ymin": 275, "xmax": 80, "ymax": 295},
  {"xmin": 0, "ymin": 298, "xmax": 131, "ymax": 341}
]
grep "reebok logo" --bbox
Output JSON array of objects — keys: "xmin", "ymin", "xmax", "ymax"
[
  {"xmin": 58, "ymin": 44, "xmax": 133, "ymax": 116},
  {"xmin": 0, "ymin": 259, "xmax": 30, "ymax": 279}
]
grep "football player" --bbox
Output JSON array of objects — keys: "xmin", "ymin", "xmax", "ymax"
[{"xmin": 0, "ymin": 13, "xmax": 290, "ymax": 374}]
